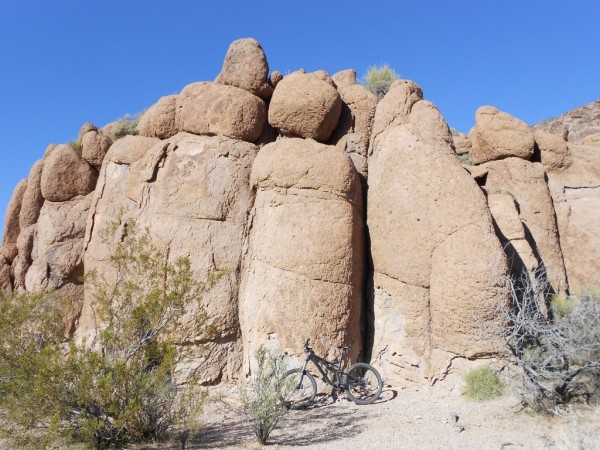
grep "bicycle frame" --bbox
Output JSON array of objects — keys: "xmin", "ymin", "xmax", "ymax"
[{"xmin": 300, "ymin": 348, "xmax": 348, "ymax": 389}]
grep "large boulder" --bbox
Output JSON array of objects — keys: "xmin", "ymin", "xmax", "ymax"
[
  {"xmin": 19, "ymin": 159, "xmax": 45, "ymax": 229},
  {"xmin": 215, "ymin": 38, "xmax": 273, "ymax": 99},
  {"xmin": 239, "ymin": 137, "xmax": 364, "ymax": 372},
  {"xmin": 137, "ymin": 95, "xmax": 178, "ymax": 140},
  {"xmin": 80, "ymin": 133, "xmax": 258, "ymax": 384},
  {"xmin": 2, "ymin": 179, "xmax": 27, "ymax": 262},
  {"xmin": 81, "ymin": 127, "xmax": 113, "ymax": 169},
  {"xmin": 545, "ymin": 143, "xmax": 600, "ymax": 293},
  {"xmin": 534, "ymin": 129, "xmax": 571, "ymax": 172},
  {"xmin": 332, "ymin": 69, "xmax": 358, "ymax": 88},
  {"xmin": 41, "ymin": 144, "xmax": 98, "ymax": 202},
  {"xmin": 483, "ymin": 158, "xmax": 568, "ymax": 294},
  {"xmin": 368, "ymin": 82, "xmax": 508, "ymax": 385},
  {"xmin": 470, "ymin": 106, "xmax": 535, "ymax": 165},
  {"xmin": 176, "ymin": 82, "xmax": 266, "ymax": 142},
  {"xmin": 268, "ymin": 71, "xmax": 342, "ymax": 142}
]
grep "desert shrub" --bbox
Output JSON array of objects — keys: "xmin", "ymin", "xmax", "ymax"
[
  {"xmin": 450, "ymin": 128, "xmax": 461, "ymax": 137},
  {"xmin": 111, "ymin": 112, "xmax": 142, "ymax": 139},
  {"xmin": 0, "ymin": 221, "xmax": 219, "ymax": 448},
  {"xmin": 362, "ymin": 64, "xmax": 399, "ymax": 99},
  {"xmin": 68, "ymin": 140, "xmax": 82, "ymax": 154},
  {"xmin": 241, "ymin": 346, "xmax": 293, "ymax": 444},
  {"xmin": 495, "ymin": 268, "xmax": 600, "ymax": 412},
  {"xmin": 463, "ymin": 366, "xmax": 504, "ymax": 400}
]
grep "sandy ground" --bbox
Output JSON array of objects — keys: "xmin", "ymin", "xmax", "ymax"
[
  {"xmin": 189, "ymin": 384, "xmax": 600, "ymax": 450},
  {"xmin": 2, "ymin": 384, "xmax": 599, "ymax": 449}
]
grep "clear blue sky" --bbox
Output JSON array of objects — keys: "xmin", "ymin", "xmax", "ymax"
[{"xmin": 1, "ymin": 0, "xmax": 599, "ymax": 232}]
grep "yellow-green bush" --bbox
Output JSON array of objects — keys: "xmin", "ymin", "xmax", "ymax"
[
  {"xmin": 362, "ymin": 64, "xmax": 399, "ymax": 99},
  {"xmin": 463, "ymin": 366, "xmax": 504, "ymax": 400}
]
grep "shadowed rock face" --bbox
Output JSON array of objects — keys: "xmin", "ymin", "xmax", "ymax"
[
  {"xmin": 367, "ymin": 83, "xmax": 509, "ymax": 385},
  {"xmin": 4, "ymin": 38, "xmax": 598, "ymax": 389},
  {"xmin": 239, "ymin": 137, "xmax": 365, "ymax": 371}
]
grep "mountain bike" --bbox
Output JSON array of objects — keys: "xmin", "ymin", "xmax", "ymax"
[{"xmin": 281, "ymin": 338, "xmax": 382, "ymax": 409}]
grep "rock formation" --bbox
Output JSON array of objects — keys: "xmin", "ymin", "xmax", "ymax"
[
  {"xmin": 2, "ymin": 37, "xmax": 598, "ymax": 389},
  {"xmin": 368, "ymin": 84, "xmax": 509, "ymax": 385}
]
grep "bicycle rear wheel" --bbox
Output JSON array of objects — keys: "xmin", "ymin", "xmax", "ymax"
[
  {"xmin": 281, "ymin": 368, "xmax": 317, "ymax": 409},
  {"xmin": 343, "ymin": 363, "xmax": 383, "ymax": 405}
]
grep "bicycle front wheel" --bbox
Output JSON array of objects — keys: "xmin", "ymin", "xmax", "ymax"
[
  {"xmin": 281, "ymin": 368, "xmax": 317, "ymax": 410},
  {"xmin": 343, "ymin": 363, "xmax": 383, "ymax": 405}
]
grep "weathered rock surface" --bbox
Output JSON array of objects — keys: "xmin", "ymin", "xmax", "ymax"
[
  {"xmin": 2, "ymin": 179, "xmax": 27, "ymax": 262},
  {"xmin": 19, "ymin": 159, "xmax": 45, "ymax": 229},
  {"xmin": 453, "ymin": 133, "xmax": 472, "ymax": 155},
  {"xmin": 41, "ymin": 144, "xmax": 98, "ymax": 202},
  {"xmin": 545, "ymin": 143, "xmax": 600, "ymax": 293},
  {"xmin": 332, "ymin": 81, "xmax": 378, "ymax": 178},
  {"xmin": 239, "ymin": 137, "xmax": 364, "ymax": 371},
  {"xmin": 25, "ymin": 195, "xmax": 92, "ymax": 292},
  {"xmin": 534, "ymin": 99, "xmax": 600, "ymax": 142},
  {"xmin": 80, "ymin": 133, "xmax": 258, "ymax": 384},
  {"xmin": 483, "ymin": 158, "xmax": 568, "ymax": 294},
  {"xmin": 81, "ymin": 127, "xmax": 113, "ymax": 169},
  {"xmin": 332, "ymin": 69, "xmax": 358, "ymax": 88},
  {"xmin": 470, "ymin": 106, "xmax": 535, "ymax": 164},
  {"xmin": 176, "ymin": 82, "xmax": 266, "ymax": 142},
  {"xmin": 268, "ymin": 71, "xmax": 342, "ymax": 141},
  {"xmin": 578, "ymin": 133, "xmax": 600, "ymax": 147},
  {"xmin": 368, "ymin": 82, "xmax": 508, "ymax": 385},
  {"xmin": 137, "ymin": 95, "xmax": 178, "ymax": 140},
  {"xmin": 215, "ymin": 38, "xmax": 273, "ymax": 99},
  {"xmin": 487, "ymin": 193, "xmax": 539, "ymax": 279},
  {"xmin": 534, "ymin": 129, "xmax": 572, "ymax": 172},
  {"xmin": 77, "ymin": 122, "xmax": 97, "ymax": 145}
]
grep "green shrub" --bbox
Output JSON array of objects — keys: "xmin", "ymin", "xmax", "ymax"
[
  {"xmin": 111, "ymin": 112, "xmax": 142, "ymax": 139},
  {"xmin": 362, "ymin": 64, "xmax": 399, "ymax": 99},
  {"xmin": 0, "ymin": 221, "xmax": 220, "ymax": 449},
  {"xmin": 68, "ymin": 140, "xmax": 82, "ymax": 154},
  {"xmin": 450, "ymin": 128, "xmax": 461, "ymax": 137},
  {"xmin": 241, "ymin": 346, "xmax": 293, "ymax": 444},
  {"xmin": 463, "ymin": 366, "xmax": 504, "ymax": 400}
]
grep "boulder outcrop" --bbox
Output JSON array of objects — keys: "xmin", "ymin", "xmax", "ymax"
[
  {"xmin": 215, "ymin": 38, "xmax": 273, "ymax": 99},
  {"xmin": 470, "ymin": 106, "xmax": 535, "ymax": 164},
  {"xmin": 2, "ymin": 38, "xmax": 597, "ymax": 391},
  {"xmin": 19, "ymin": 159, "xmax": 45, "ymax": 229},
  {"xmin": 332, "ymin": 79, "xmax": 378, "ymax": 178},
  {"xmin": 483, "ymin": 158, "xmax": 568, "ymax": 294},
  {"xmin": 40, "ymin": 144, "xmax": 98, "ymax": 202},
  {"xmin": 176, "ymin": 82, "xmax": 266, "ymax": 142},
  {"xmin": 137, "ymin": 95, "xmax": 178, "ymax": 139},
  {"xmin": 268, "ymin": 71, "xmax": 342, "ymax": 142},
  {"xmin": 239, "ymin": 137, "xmax": 364, "ymax": 370},
  {"xmin": 368, "ymin": 82, "xmax": 509, "ymax": 385},
  {"xmin": 2, "ymin": 179, "xmax": 27, "ymax": 262},
  {"xmin": 81, "ymin": 127, "xmax": 113, "ymax": 169},
  {"xmin": 545, "ymin": 142, "xmax": 600, "ymax": 293},
  {"xmin": 80, "ymin": 133, "xmax": 258, "ymax": 384},
  {"xmin": 534, "ymin": 129, "xmax": 572, "ymax": 172}
]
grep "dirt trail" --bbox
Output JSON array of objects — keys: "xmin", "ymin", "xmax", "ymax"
[{"xmin": 192, "ymin": 385, "xmax": 600, "ymax": 450}]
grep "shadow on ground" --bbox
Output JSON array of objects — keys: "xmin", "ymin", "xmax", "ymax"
[{"xmin": 194, "ymin": 389, "xmax": 396, "ymax": 448}]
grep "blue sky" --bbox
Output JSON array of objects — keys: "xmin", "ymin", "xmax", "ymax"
[{"xmin": 1, "ymin": 0, "xmax": 599, "ymax": 232}]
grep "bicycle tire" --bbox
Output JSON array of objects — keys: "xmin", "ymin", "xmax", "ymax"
[
  {"xmin": 281, "ymin": 368, "xmax": 317, "ymax": 410},
  {"xmin": 343, "ymin": 363, "xmax": 383, "ymax": 405}
]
